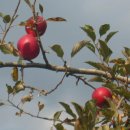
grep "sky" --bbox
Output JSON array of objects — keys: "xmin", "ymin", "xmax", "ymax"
[{"xmin": 0, "ymin": 0, "xmax": 130, "ymax": 130}]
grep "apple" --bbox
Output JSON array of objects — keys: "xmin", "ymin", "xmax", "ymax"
[
  {"xmin": 17, "ymin": 34, "xmax": 40, "ymax": 60},
  {"xmin": 25, "ymin": 16, "xmax": 47, "ymax": 37},
  {"xmin": 92, "ymin": 87, "xmax": 112, "ymax": 107}
]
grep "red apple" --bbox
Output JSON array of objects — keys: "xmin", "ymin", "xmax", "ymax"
[
  {"xmin": 17, "ymin": 34, "xmax": 40, "ymax": 60},
  {"xmin": 25, "ymin": 16, "xmax": 47, "ymax": 37},
  {"xmin": 92, "ymin": 87, "xmax": 112, "ymax": 107}
]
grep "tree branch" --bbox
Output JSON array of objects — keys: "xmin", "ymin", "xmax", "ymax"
[{"xmin": 0, "ymin": 62, "xmax": 130, "ymax": 83}]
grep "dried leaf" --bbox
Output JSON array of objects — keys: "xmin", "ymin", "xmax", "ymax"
[
  {"xmin": 11, "ymin": 67, "xmax": 18, "ymax": 82},
  {"xmin": 13, "ymin": 81, "xmax": 25, "ymax": 94},
  {"xmin": 71, "ymin": 40, "xmax": 90, "ymax": 57},
  {"xmin": 38, "ymin": 101, "xmax": 44, "ymax": 112},
  {"xmin": 47, "ymin": 17, "xmax": 67, "ymax": 22},
  {"xmin": 21, "ymin": 94, "xmax": 33, "ymax": 104},
  {"xmin": 0, "ymin": 43, "xmax": 19, "ymax": 56}
]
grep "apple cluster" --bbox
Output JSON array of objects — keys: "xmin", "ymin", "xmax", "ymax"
[
  {"xmin": 17, "ymin": 16, "xmax": 47, "ymax": 60},
  {"xmin": 17, "ymin": 16, "xmax": 112, "ymax": 108},
  {"xmin": 92, "ymin": 86, "xmax": 112, "ymax": 107}
]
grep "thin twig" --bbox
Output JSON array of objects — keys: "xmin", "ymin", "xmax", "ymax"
[
  {"xmin": 47, "ymin": 72, "xmax": 67, "ymax": 95},
  {"xmin": 7, "ymin": 97, "xmax": 74, "ymax": 126},
  {"xmin": 1, "ymin": 0, "xmax": 21, "ymax": 44}
]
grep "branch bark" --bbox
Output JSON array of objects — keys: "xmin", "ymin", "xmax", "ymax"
[{"xmin": 0, "ymin": 62, "xmax": 130, "ymax": 83}]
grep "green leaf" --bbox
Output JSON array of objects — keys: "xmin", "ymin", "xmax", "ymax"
[
  {"xmin": 105, "ymin": 31, "xmax": 118, "ymax": 43},
  {"xmin": 71, "ymin": 40, "xmax": 90, "ymax": 57},
  {"xmin": 3, "ymin": 15, "xmax": 11, "ymax": 23},
  {"xmin": 72, "ymin": 102, "xmax": 83, "ymax": 118},
  {"xmin": 24, "ymin": 0, "xmax": 32, "ymax": 8},
  {"xmin": 53, "ymin": 111, "xmax": 62, "ymax": 124},
  {"xmin": 86, "ymin": 42, "xmax": 95, "ymax": 53},
  {"xmin": 88, "ymin": 76, "xmax": 105, "ymax": 82},
  {"xmin": 81, "ymin": 25, "xmax": 96, "ymax": 42},
  {"xmin": 125, "ymin": 64, "xmax": 130, "ymax": 75},
  {"xmin": 50, "ymin": 44, "xmax": 64, "ymax": 58},
  {"xmin": 99, "ymin": 24, "xmax": 110, "ymax": 37},
  {"xmin": 84, "ymin": 100, "xmax": 97, "ymax": 113},
  {"xmin": 39, "ymin": 4, "xmax": 44, "ymax": 14},
  {"xmin": 99, "ymin": 40, "xmax": 112, "ymax": 62},
  {"xmin": 59, "ymin": 102, "xmax": 76, "ymax": 119},
  {"xmin": 86, "ymin": 61, "xmax": 110, "ymax": 71},
  {"xmin": 55, "ymin": 123, "xmax": 64, "ymax": 130}
]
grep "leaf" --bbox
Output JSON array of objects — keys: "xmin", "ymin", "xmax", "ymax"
[
  {"xmin": 47, "ymin": 17, "xmax": 67, "ymax": 22},
  {"xmin": 122, "ymin": 47, "xmax": 130, "ymax": 58},
  {"xmin": 99, "ymin": 40, "xmax": 112, "ymax": 62},
  {"xmin": 13, "ymin": 81, "xmax": 25, "ymax": 94},
  {"xmin": 0, "ymin": 43, "xmax": 19, "ymax": 56},
  {"xmin": 0, "ymin": 102, "xmax": 4, "ymax": 106},
  {"xmin": 19, "ymin": 21, "xmax": 27, "ymax": 26},
  {"xmin": 50, "ymin": 44, "xmax": 64, "ymax": 58},
  {"xmin": 81, "ymin": 25, "xmax": 96, "ymax": 42},
  {"xmin": 24, "ymin": 0, "xmax": 32, "ymax": 8},
  {"xmin": 0, "ymin": 12, "xmax": 4, "ymax": 18},
  {"xmin": 99, "ymin": 24, "xmax": 110, "ymax": 37},
  {"xmin": 71, "ymin": 40, "xmax": 90, "ymax": 57},
  {"xmin": 53, "ymin": 111, "xmax": 62, "ymax": 124},
  {"xmin": 16, "ymin": 110, "xmax": 23, "ymax": 117},
  {"xmin": 38, "ymin": 101, "xmax": 44, "ymax": 112},
  {"xmin": 110, "ymin": 58, "xmax": 125, "ymax": 64},
  {"xmin": 21, "ymin": 94, "xmax": 33, "ymax": 104},
  {"xmin": 39, "ymin": 4, "xmax": 44, "ymax": 14},
  {"xmin": 86, "ymin": 61, "xmax": 110, "ymax": 71},
  {"xmin": 59, "ymin": 102, "xmax": 76, "ymax": 119},
  {"xmin": 71, "ymin": 102, "xmax": 83, "ymax": 118},
  {"xmin": 84, "ymin": 100, "xmax": 97, "ymax": 113},
  {"xmin": 3, "ymin": 15, "xmax": 11, "ymax": 23},
  {"xmin": 105, "ymin": 31, "xmax": 118, "ymax": 43},
  {"xmin": 88, "ymin": 76, "xmax": 105, "ymax": 82},
  {"xmin": 6, "ymin": 84, "xmax": 13, "ymax": 94},
  {"xmin": 86, "ymin": 42, "xmax": 95, "ymax": 53},
  {"xmin": 125, "ymin": 64, "xmax": 130, "ymax": 75},
  {"xmin": 55, "ymin": 123, "xmax": 64, "ymax": 130},
  {"xmin": 11, "ymin": 67, "xmax": 18, "ymax": 82}
]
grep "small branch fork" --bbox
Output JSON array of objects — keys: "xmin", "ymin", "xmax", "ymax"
[
  {"xmin": 24, "ymin": 72, "xmax": 67, "ymax": 96},
  {"xmin": 7, "ymin": 94, "xmax": 74, "ymax": 127}
]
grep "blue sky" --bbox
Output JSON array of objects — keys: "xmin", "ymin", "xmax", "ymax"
[{"xmin": 0, "ymin": 0, "xmax": 130, "ymax": 130}]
